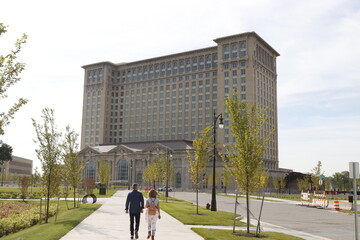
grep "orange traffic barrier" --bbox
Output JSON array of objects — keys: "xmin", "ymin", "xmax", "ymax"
[{"xmin": 334, "ymin": 200, "xmax": 340, "ymax": 211}]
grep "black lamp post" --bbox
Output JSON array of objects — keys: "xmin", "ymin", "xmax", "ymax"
[
  {"xmin": 166, "ymin": 151, "xmax": 172, "ymax": 198},
  {"xmin": 211, "ymin": 112, "xmax": 224, "ymax": 211}
]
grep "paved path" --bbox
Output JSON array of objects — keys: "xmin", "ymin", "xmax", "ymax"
[{"xmin": 61, "ymin": 190, "xmax": 203, "ymax": 240}]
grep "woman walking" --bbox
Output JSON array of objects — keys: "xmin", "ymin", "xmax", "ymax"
[{"xmin": 145, "ymin": 189, "xmax": 161, "ymax": 240}]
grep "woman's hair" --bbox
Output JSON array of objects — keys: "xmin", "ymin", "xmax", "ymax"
[{"xmin": 148, "ymin": 189, "xmax": 158, "ymax": 198}]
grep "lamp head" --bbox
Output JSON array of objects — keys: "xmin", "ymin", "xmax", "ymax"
[{"xmin": 219, "ymin": 114, "xmax": 224, "ymax": 129}]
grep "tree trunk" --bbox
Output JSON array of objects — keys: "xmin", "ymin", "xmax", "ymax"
[
  {"xmin": 246, "ymin": 191, "xmax": 250, "ymax": 233},
  {"xmin": 196, "ymin": 187, "xmax": 199, "ymax": 215},
  {"xmin": 46, "ymin": 169, "xmax": 51, "ymax": 223},
  {"xmin": 73, "ymin": 186, "xmax": 76, "ymax": 208}
]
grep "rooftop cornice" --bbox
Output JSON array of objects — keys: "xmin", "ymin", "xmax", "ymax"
[
  {"xmin": 115, "ymin": 46, "xmax": 217, "ymax": 68},
  {"xmin": 82, "ymin": 61, "xmax": 117, "ymax": 69},
  {"xmin": 214, "ymin": 31, "xmax": 280, "ymax": 57}
]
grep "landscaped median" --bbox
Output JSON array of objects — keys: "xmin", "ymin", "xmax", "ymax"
[
  {"xmin": 0, "ymin": 200, "xmax": 100, "ymax": 240},
  {"xmin": 192, "ymin": 228, "xmax": 305, "ymax": 240},
  {"xmin": 160, "ymin": 199, "xmax": 305, "ymax": 240}
]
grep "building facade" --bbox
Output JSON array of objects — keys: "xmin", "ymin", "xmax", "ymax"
[
  {"xmin": 0, "ymin": 156, "xmax": 33, "ymax": 176},
  {"xmin": 80, "ymin": 32, "xmax": 281, "ymax": 189}
]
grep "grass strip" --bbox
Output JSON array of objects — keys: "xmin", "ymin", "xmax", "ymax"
[
  {"xmin": 160, "ymin": 201, "xmax": 246, "ymax": 226},
  {"xmin": 192, "ymin": 228, "xmax": 305, "ymax": 240},
  {"xmin": 1, "ymin": 201, "xmax": 100, "ymax": 240},
  {"xmin": 218, "ymin": 194, "xmax": 281, "ymax": 202}
]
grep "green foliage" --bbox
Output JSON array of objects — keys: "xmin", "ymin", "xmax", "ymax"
[
  {"xmin": 297, "ymin": 177, "xmax": 310, "ymax": 192},
  {"xmin": 221, "ymin": 170, "xmax": 232, "ymax": 193},
  {"xmin": 311, "ymin": 161, "xmax": 324, "ymax": 190},
  {"xmin": 31, "ymin": 167, "xmax": 41, "ymax": 188},
  {"xmin": 32, "ymin": 108, "xmax": 62, "ymax": 222},
  {"xmin": 0, "ymin": 202, "xmax": 56, "ymax": 237},
  {"xmin": 144, "ymin": 159, "xmax": 161, "ymax": 187},
  {"xmin": 62, "ymin": 126, "xmax": 82, "ymax": 208},
  {"xmin": 97, "ymin": 158, "xmax": 111, "ymax": 187},
  {"xmin": 1, "ymin": 202, "xmax": 100, "ymax": 240},
  {"xmin": 144, "ymin": 153, "xmax": 174, "ymax": 190},
  {"xmin": 223, "ymin": 93, "xmax": 271, "ymax": 233},
  {"xmin": 0, "ymin": 23, "xmax": 28, "ymax": 135},
  {"xmin": 333, "ymin": 171, "xmax": 351, "ymax": 191},
  {"xmin": 18, "ymin": 176, "xmax": 31, "ymax": 201},
  {"xmin": 273, "ymin": 174, "xmax": 287, "ymax": 193},
  {"xmin": 0, "ymin": 142, "xmax": 13, "ymax": 165},
  {"xmin": 187, "ymin": 126, "xmax": 212, "ymax": 214}
]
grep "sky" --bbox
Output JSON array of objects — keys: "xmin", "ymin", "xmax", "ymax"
[{"xmin": 1, "ymin": 0, "xmax": 360, "ymax": 176}]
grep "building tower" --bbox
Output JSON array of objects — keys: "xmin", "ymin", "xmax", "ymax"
[{"xmin": 80, "ymin": 32, "xmax": 280, "ymax": 171}]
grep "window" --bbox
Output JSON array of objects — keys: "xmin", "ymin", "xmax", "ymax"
[
  {"xmin": 118, "ymin": 160, "xmax": 128, "ymax": 181},
  {"xmin": 175, "ymin": 172, "xmax": 182, "ymax": 188},
  {"xmin": 85, "ymin": 159, "xmax": 96, "ymax": 180},
  {"xmin": 240, "ymin": 41, "xmax": 246, "ymax": 57}
]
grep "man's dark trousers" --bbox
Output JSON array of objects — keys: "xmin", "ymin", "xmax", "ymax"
[
  {"xmin": 129, "ymin": 212, "xmax": 140, "ymax": 236},
  {"xmin": 125, "ymin": 189, "xmax": 144, "ymax": 237}
]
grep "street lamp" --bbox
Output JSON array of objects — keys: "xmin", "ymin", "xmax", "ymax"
[
  {"xmin": 166, "ymin": 151, "xmax": 173, "ymax": 199},
  {"xmin": 211, "ymin": 112, "xmax": 224, "ymax": 211}
]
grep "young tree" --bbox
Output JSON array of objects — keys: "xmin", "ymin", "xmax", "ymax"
[
  {"xmin": 32, "ymin": 108, "xmax": 62, "ymax": 223},
  {"xmin": 273, "ymin": 174, "xmax": 287, "ymax": 194},
  {"xmin": 31, "ymin": 167, "xmax": 41, "ymax": 188},
  {"xmin": 311, "ymin": 161, "xmax": 324, "ymax": 190},
  {"xmin": 0, "ymin": 141, "xmax": 13, "ymax": 186},
  {"xmin": 62, "ymin": 126, "xmax": 83, "ymax": 208},
  {"xmin": 221, "ymin": 170, "xmax": 232, "ymax": 194},
  {"xmin": 223, "ymin": 93, "xmax": 271, "ymax": 233},
  {"xmin": 84, "ymin": 178, "xmax": 96, "ymax": 194},
  {"xmin": 297, "ymin": 177, "xmax": 310, "ymax": 192},
  {"xmin": 0, "ymin": 23, "xmax": 28, "ymax": 135},
  {"xmin": 97, "ymin": 158, "xmax": 111, "ymax": 194},
  {"xmin": 333, "ymin": 171, "xmax": 351, "ymax": 191},
  {"xmin": 187, "ymin": 126, "xmax": 212, "ymax": 214},
  {"xmin": 143, "ymin": 158, "xmax": 163, "ymax": 189},
  {"xmin": 18, "ymin": 176, "xmax": 31, "ymax": 201},
  {"xmin": 159, "ymin": 153, "xmax": 175, "ymax": 199}
]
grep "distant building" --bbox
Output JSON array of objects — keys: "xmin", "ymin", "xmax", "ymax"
[
  {"xmin": 0, "ymin": 156, "xmax": 33, "ymax": 176},
  {"xmin": 80, "ymin": 32, "xmax": 284, "ymax": 189}
]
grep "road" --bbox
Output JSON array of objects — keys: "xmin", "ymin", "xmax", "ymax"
[{"xmin": 171, "ymin": 191, "xmax": 358, "ymax": 240}]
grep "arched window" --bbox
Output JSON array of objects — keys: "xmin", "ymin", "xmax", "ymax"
[
  {"xmin": 175, "ymin": 172, "xmax": 182, "ymax": 188},
  {"xmin": 85, "ymin": 159, "xmax": 96, "ymax": 180},
  {"xmin": 118, "ymin": 160, "xmax": 128, "ymax": 181}
]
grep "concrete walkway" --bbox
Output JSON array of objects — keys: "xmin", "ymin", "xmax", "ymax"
[{"xmin": 60, "ymin": 190, "xmax": 203, "ymax": 240}]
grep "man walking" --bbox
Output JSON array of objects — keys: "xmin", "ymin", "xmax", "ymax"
[{"xmin": 125, "ymin": 183, "xmax": 144, "ymax": 239}]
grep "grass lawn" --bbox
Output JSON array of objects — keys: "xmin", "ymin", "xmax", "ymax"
[
  {"xmin": 340, "ymin": 210, "xmax": 360, "ymax": 215},
  {"xmin": 1, "ymin": 200, "xmax": 101, "ymax": 240},
  {"xmin": 141, "ymin": 191, "xmax": 183, "ymax": 202},
  {"xmin": 218, "ymin": 194, "xmax": 281, "ymax": 202},
  {"xmin": 160, "ymin": 201, "xmax": 247, "ymax": 226},
  {"xmin": 0, "ymin": 187, "xmax": 117, "ymax": 199},
  {"xmin": 192, "ymin": 228, "xmax": 305, "ymax": 240}
]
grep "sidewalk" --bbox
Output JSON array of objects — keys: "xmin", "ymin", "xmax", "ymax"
[{"xmin": 60, "ymin": 190, "xmax": 203, "ymax": 240}]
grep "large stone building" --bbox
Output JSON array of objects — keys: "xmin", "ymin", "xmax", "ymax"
[
  {"xmin": 80, "ymin": 32, "xmax": 283, "ymax": 189},
  {"xmin": 0, "ymin": 156, "xmax": 33, "ymax": 176}
]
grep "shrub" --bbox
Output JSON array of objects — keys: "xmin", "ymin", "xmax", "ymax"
[{"xmin": 0, "ymin": 203, "xmax": 57, "ymax": 237}]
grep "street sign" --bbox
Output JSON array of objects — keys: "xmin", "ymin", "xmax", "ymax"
[{"xmin": 349, "ymin": 162, "xmax": 360, "ymax": 179}]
